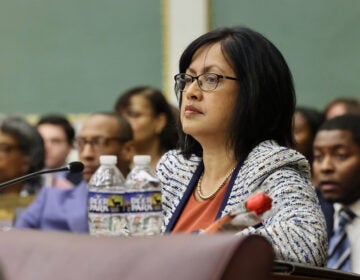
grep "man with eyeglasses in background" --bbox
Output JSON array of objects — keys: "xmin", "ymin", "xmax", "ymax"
[{"xmin": 15, "ymin": 112, "xmax": 135, "ymax": 233}]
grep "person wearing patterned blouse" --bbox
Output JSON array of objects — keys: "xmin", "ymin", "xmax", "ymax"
[{"xmin": 156, "ymin": 26, "xmax": 327, "ymax": 266}]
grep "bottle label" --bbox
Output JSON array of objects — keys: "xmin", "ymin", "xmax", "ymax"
[{"xmin": 88, "ymin": 190, "xmax": 162, "ymax": 214}]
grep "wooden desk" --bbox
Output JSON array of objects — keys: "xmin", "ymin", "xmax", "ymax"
[
  {"xmin": 1, "ymin": 230, "xmax": 359, "ymax": 280},
  {"xmin": 0, "ymin": 230, "xmax": 274, "ymax": 280},
  {"xmin": 272, "ymin": 260, "xmax": 360, "ymax": 280}
]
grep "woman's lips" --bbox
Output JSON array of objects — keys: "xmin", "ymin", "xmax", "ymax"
[{"xmin": 184, "ymin": 105, "xmax": 202, "ymax": 116}]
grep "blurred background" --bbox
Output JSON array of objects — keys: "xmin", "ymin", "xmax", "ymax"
[{"xmin": 0, "ymin": 0, "xmax": 359, "ymax": 116}]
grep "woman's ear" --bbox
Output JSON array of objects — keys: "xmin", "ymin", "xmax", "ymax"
[{"xmin": 155, "ymin": 113, "xmax": 167, "ymax": 134}]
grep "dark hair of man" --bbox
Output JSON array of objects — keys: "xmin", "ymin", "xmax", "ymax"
[
  {"xmin": 176, "ymin": 26, "xmax": 296, "ymax": 161},
  {"xmin": 324, "ymin": 97, "xmax": 360, "ymax": 116},
  {"xmin": 318, "ymin": 114, "xmax": 360, "ymax": 147},
  {"xmin": 114, "ymin": 86, "xmax": 178, "ymax": 153},
  {"xmin": 91, "ymin": 112, "xmax": 134, "ymax": 142},
  {"xmin": 0, "ymin": 116, "xmax": 45, "ymax": 191},
  {"xmin": 37, "ymin": 114, "xmax": 75, "ymax": 144}
]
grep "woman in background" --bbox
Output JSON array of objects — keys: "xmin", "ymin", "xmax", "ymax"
[
  {"xmin": 0, "ymin": 116, "xmax": 44, "ymax": 227},
  {"xmin": 293, "ymin": 106, "xmax": 324, "ymax": 166},
  {"xmin": 115, "ymin": 86, "xmax": 178, "ymax": 170}
]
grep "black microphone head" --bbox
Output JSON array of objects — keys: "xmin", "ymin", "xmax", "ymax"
[{"xmin": 67, "ymin": 161, "xmax": 84, "ymax": 173}]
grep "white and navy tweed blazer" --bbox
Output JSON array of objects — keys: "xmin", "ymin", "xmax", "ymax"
[{"xmin": 156, "ymin": 140, "xmax": 327, "ymax": 266}]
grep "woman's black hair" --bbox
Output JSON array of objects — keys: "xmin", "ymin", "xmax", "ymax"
[
  {"xmin": 114, "ymin": 86, "xmax": 179, "ymax": 153},
  {"xmin": 176, "ymin": 26, "xmax": 296, "ymax": 161}
]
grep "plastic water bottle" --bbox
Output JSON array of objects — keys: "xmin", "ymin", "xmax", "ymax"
[
  {"xmin": 87, "ymin": 155, "xmax": 128, "ymax": 236},
  {"xmin": 125, "ymin": 155, "xmax": 162, "ymax": 236}
]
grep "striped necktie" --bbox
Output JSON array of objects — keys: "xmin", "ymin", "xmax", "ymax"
[{"xmin": 327, "ymin": 209, "xmax": 355, "ymax": 272}]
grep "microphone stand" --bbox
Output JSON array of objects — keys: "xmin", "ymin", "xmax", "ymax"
[
  {"xmin": 0, "ymin": 166, "xmax": 69, "ymax": 190},
  {"xmin": 0, "ymin": 162, "xmax": 83, "ymax": 231}
]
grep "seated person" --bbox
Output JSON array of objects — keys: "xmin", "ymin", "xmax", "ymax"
[
  {"xmin": 14, "ymin": 112, "xmax": 134, "ymax": 233},
  {"xmin": 36, "ymin": 114, "xmax": 79, "ymax": 189},
  {"xmin": 156, "ymin": 26, "xmax": 327, "ymax": 266},
  {"xmin": 313, "ymin": 114, "xmax": 360, "ymax": 273},
  {"xmin": 293, "ymin": 106, "xmax": 324, "ymax": 166},
  {"xmin": 324, "ymin": 97, "xmax": 360, "ymax": 120},
  {"xmin": 114, "ymin": 86, "xmax": 178, "ymax": 170},
  {"xmin": 0, "ymin": 116, "xmax": 44, "ymax": 228}
]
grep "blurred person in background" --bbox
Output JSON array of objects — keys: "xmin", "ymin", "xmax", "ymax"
[
  {"xmin": 293, "ymin": 106, "xmax": 324, "ymax": 166},
  {"xmin": 0, "ymin": 116, "xmax": 44, "ymax": 227},
  {"xmin": 114, "ymin": 86, "xmax": 178, "ymax": 170},
  {"xmin": 313, "ymin": 114, "xmax": 360, "ymax": 273},
  {"xmin": 37, "ymin": 114, "xmax": 80, "ymax": 189},
  {"xmin": 324, "ymin": 97, "xmax": 360, "ymax": 120},
  {"xmin": 15, "ymin": 112, "xmax": 134, "ymax": 232}
]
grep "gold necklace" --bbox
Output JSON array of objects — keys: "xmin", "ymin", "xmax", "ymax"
[{"xmin": 196, "ymin": 166, "xmax": 236, "ymax": 200}]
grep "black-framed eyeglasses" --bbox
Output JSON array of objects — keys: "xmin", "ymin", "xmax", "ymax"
[
  {"xmin": 174, "ymin": 72, "xmax": 239, "ymax": 99},
  {"xmin": 74, "ymin": 137, "xmax": 129, "ymax": 151}
]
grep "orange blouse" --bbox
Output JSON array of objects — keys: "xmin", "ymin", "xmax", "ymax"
[{"xmin": 172, "ymin": 181, "xmax": 229, "ymax": 233}]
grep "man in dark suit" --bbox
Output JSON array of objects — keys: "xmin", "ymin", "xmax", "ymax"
[{"xmin": 313, "ymin": 114, "xmax": 360, "ymax": 273}]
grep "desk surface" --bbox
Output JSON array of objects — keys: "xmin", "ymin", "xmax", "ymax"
[
  {"xmin": 272, "ymin": 273, "xmax": 325, "ymax": 280},
  {"xmin": 272, "ymin": 260, "xmax": 360, "ymax": 280}
]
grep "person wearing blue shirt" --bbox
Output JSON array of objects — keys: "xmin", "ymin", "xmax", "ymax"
[{"xmin": 15, "ymin": 112, "xmax": 134, "ymax": 233}]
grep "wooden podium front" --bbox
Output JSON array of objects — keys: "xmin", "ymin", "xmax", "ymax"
[
  {"xmin": 0, "ymin": 230, "xmax": 274, "ymax": 280},
  {"xmin": 1, "ymin": 230, "xmax": 360, "ymax": 280}
]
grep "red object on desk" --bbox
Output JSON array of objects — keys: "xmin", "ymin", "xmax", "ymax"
[
  {"xmin": 204, "ymin": 192, "xmax": 272, "ymax": 233},
  {"xmin": 245, "ymin": 192, "xmax": 272, "ymax": 215}
]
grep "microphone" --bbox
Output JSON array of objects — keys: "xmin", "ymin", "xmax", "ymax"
[{"xmin": 0, "ymin": 161, "xmax": 84, "ymax": 190}]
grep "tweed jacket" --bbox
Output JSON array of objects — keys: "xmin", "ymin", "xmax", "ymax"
[{"xmin": 156, "ymin": 140, "xmax": 327, "ymax": 266}]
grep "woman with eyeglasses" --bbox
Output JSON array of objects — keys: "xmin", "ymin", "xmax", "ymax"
[{"xmin": 156, "ymin": 26, "xmax": 327, "ymax": 265}]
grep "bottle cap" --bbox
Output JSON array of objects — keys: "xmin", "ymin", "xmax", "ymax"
[
  {"xmin": 245, "ymin": 193, "xmax": 272, "ymax": 215},
  {"xmin": 99, "ymin": 155, "xmax": 117, "ymax": 165},
  {"xmin": 133, "ymin": 155, "xmax": 151, "ymax": 165}
]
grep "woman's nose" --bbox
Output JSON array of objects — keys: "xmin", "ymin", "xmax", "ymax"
[{"xmin": 184, "ymin": 80, "xmax": 203, "ymax": 100}]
